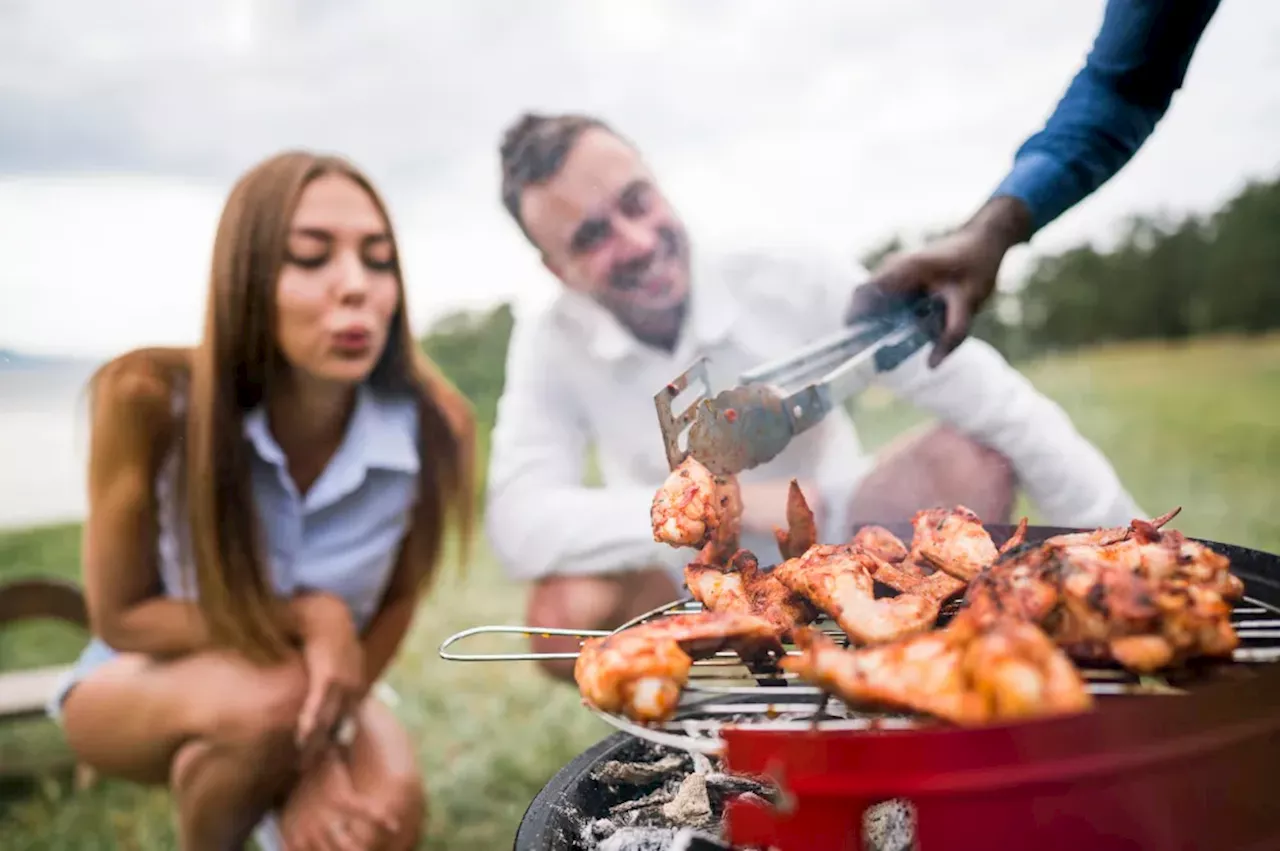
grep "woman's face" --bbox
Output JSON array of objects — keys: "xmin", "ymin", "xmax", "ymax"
[{"xmin": 274, "ymin": 172, "xmax": 401, "ymax": 386}]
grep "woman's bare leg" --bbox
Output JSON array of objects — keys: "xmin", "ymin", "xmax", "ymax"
[
  {"xmin": 279, "ymin": 698, "xmax": 426, "ymax": 851},
  {"xmin": 59, "ymin": 649, "xmax": 308, "ymax": 851}
]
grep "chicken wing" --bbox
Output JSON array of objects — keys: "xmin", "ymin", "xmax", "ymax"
[
  {"xmin": 964, "ymin": 511, "xmax": 1241, "ymax": 673},
  {"xmin": 909, "ymin": 506, "xmax": 1001, "ymax": 581},
  {"xmin": 574, "ymin": 611, "xmax": 783, "ymax": 724},
  {"xmin": 772, "ymin": 544, "xmax": 940, "ymax": 644},
  {"xmin": 781, "ymin": 611, "xmax": 1093, "ymax": 726},
  {"xmin": 685, "ymin": 550, "xmax": 819, "ymax": 640},
  {"xmin": 774, "ymin": 479, "xmax": 818, "ymax": 561},
  {"xmin": 651, "ymin": 457, "xmax": 742, "ymax": 563},
  {"xmin": 851, "ymin": 525, "xmax": 910, "ymax": 564}
]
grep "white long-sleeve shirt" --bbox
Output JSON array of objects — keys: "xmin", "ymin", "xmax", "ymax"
[{"xmin": 484, "ymin": 249, "xmax": 1145, "ymax": 582}]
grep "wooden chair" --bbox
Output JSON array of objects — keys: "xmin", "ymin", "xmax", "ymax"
[{"xmin": 0, "ymin": 576, "xmax": 96, "ymax": 788}]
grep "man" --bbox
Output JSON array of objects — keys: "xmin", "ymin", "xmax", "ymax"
[
  {"xmin": 485, "ymin": 112, "xmax": 1145, "ymax": 681},
  {"xmin": 854, "ymin": 0, "xmax": 1224, "ymax": 366}
]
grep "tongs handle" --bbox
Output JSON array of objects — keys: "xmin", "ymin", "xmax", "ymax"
[{"xmin": 741, "ymin": 293, "xmax": 945, "ymax": 392}]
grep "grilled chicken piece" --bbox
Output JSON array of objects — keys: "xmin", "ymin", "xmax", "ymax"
[
  {"xmin": 782, "ymin": 611, "xmax": 1093, "ymax": 726},
  {"xmin": 772, "ymin": 544, "xmax": 940, "ymax": 644},
  {"xmin": 850, "ymin": 515, "xmax": 1024, "ymax": 604},
  {"xmin": 575, "ymin": 611, "xmax": 783, "ymax": 724},
  {"xmin": 851, "ymin": 525, "xmax": 910, "ymax": 564},
  {"xmin": 1042, "ymin": 506, "xmax": 1181, "ymax": 549},
  {"xmin": 685, "ymin": 550, "xmax": 819, "ymax": 640},
  {"xmin": 964, "ymin": 512, "xmax": 1240, "ymax": 673},
  {"xmin": 774, "ymin": 479, "xmax": 818, "ymax": 561},
  {"xmin": 651, "ymin": 457, "xmax": 743, "ymax": 563},
  {"xmin": 910, "ymin": 506, "xmax": 1002, "ymax": 581},
  {"xmin": 873, "ymin": 560, "xmax": 969, "ymax": 604}
]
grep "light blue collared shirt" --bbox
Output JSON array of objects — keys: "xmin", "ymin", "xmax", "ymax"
[
  {"xmin": 50, "ymin": 382, "xmax": 422, "ymax": 719},
  {"xmin": 156, "ymin": 382, "xmax": 422, "ymax": 633}
]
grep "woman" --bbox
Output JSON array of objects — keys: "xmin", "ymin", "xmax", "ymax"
[{"xmin": 49, "ymin": 150, "xmax": 476, "ymax": 851}]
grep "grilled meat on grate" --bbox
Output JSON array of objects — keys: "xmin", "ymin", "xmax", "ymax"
[
  {"xmin": 782, "ymin": 609, "xmax": 1094, "ymax": 725},
  {"xmin": 684, "ymin": 550, "xmax": 819, "ymax": 641},
  {"xmin": 574, "ymin": 611, "xmax": 783, "ymax": 724},
  {"xmin": 964, "ymin": 513, "xmax": 1243, "ymax": 672},
  {"xmin": 772, "ymin": 544, "xmax": 941, "ymax": 645}
]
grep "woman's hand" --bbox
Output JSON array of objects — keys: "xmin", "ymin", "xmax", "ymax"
[
  {"xmin": 280, "ymin": 749, "xmax": 398, "ymax": 851},
  {"xmin": 292, "ymin": 593, "xmax": 366, "ymax": 770}
]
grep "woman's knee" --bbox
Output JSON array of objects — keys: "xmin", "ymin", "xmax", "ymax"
[{"xmin": 201, "ymin": 653, "xmax": 309, "ymax": 749}]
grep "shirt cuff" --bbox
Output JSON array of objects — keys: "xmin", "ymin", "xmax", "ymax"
[{"xmin": 990, "ymin": 150, "xmax": 1076, "ymax": 236}]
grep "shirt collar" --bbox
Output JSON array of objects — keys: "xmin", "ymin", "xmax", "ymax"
[
  {"xmin": 242, "ymin": 383, "xmax": 420, "ymax": 508},
  {"xmin": 551, "ymin": 253, "xmax": 740, "ymax": 363}
]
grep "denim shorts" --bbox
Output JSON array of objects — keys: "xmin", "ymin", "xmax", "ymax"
[{"xmin": 46, "ymin": 637, "xmax": 121, "ymax": 724}]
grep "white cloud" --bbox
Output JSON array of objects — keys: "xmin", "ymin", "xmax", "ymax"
[{"xmin": 1, "ymin": 0, "xmax": 1277, "ymax": 357}]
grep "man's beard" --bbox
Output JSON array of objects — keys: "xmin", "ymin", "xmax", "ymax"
[{"xmin": 598, "ymin": 225, "xmax": 690, "ymax": 351}]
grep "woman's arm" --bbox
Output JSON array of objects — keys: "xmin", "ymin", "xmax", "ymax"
[
  {"xmin": 82, "ymin": 364, "xmax": 214, "ymax": 655},
  {"xmin": 356, "ymin": 523, "xmax": 428, "ymax": 694},
  {"xmin": 82, "ymin": 361, "xmax": 332, "ymax": 656}
]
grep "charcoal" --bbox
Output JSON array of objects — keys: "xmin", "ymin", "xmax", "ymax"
[
  {"xmin": 669, "ymin": 828, "xmax": 734, "ymax": 850},
  {"xmin": 594, "ymin": 754, "xmax": 689, "ymax": 786},
  {"xmin": 704, "ymin": 772, "xmax": 778, "ymax": 803},
  {"xmin": 660, "ymin": 772, "xmax": 713, "ymax": 828},
  {"xmin": 610, "ymin": 787, "xmax": 675, "ymax": 817}
]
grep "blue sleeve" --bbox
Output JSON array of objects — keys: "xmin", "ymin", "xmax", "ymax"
[{"xmin": 991, "ymin": 0, "xmax": 1221, "ymax": 236}]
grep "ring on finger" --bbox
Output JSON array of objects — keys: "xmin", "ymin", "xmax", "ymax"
[{"xmin": 333, "ymin": 715, "xmax": 357, "ymax": 747}]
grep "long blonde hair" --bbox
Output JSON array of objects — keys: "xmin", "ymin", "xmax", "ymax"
[{"xmin": 89, "ymin": 151, "xmax": 475, "ymax": 664}]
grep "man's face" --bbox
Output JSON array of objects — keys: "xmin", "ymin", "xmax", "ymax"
[{"xmin": 518, "ymin": 128, "xmax": 691, "ymax": 345}]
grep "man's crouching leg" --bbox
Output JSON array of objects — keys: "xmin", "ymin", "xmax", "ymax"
[
  {"xmin": 847, "ymin": 423, "xmax": 1018, "ymax": 530},
  {"xmin": 525, "ymin": 568, "xmax": 682, "ymax": 682}
]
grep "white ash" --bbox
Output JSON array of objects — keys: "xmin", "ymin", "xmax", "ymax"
[
  {"xmin": 596, "ymin": 827, "xmax": 678, "ymax": 851},
  {"xmin": 661, "ymin": 772, "xmax": 713, "ymax": 827},
  {"xmin": 594, "ymin": 754, "xmax": 689, "ymax": 786}
]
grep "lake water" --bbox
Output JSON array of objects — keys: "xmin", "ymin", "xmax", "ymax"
[{"xmin": 0, "ymin": 362, "xmax": 101, "ymax": 531}]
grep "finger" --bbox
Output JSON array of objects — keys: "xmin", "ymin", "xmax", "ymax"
[
  {"xmin": 329, "ymin": 821, "xmax": 365, "ymax": 851},
  {"xmin": 337, "ymin": 785, "xmax": 400, "ymax": 835},
  {"xmin": 300, "ymin": 693, "xmax": 341, "ymax": 768},
  {"xmin": 928, "ymin": 285, "xmax": 972, "ymax": 369},
  {"xmin": 296, "ymin": 677, "xmax": 327, "ymax": 748}
]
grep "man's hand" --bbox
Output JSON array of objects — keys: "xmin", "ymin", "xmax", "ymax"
[
  {"xmin": 280, "ymin": 748, "xmax": 398, "ymax": 851},
  {"xmin": 292, "ymin": 593, "xmax": 366, "ymax": 771},
  {"xmin": 847, "ymin": 196, "xmax": 1031, "ymax": 368}
]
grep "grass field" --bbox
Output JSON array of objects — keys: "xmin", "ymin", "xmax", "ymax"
[{"xmin": 2, "ymin": 333, "xmax": 1279, "ymax": 850}]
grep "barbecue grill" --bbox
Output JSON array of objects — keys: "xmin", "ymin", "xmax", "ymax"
[{"xmin": 441, "ymin": 523, "xmax": 1280, "ymax": 851}]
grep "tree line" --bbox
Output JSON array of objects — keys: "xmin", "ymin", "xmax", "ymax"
[{"xmin": 421, "ymin": 172, "xmax": 1280, "ymax": 432}]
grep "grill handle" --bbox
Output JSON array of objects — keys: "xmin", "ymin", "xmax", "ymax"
[{"xmin": 436, "ymin": 624, "xmax": 609, "ymax": 662}]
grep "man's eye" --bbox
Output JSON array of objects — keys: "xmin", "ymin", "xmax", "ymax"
[
  {"xmin": 572, "ymin": 220, "xmax": 611, "ymax": 253},
  {"xmin": 620, "ymin": 187, "xmax": 650, "ymax": 217}
]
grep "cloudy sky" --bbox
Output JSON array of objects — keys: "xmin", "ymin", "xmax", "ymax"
[{"xmin": 2, "ymin": 0, "xmax": 1277, "ymax": 358}]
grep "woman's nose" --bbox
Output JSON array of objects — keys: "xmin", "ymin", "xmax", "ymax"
[{"xmin": 334, "ymin": 251, "xmax": 370, "ymax": 302}]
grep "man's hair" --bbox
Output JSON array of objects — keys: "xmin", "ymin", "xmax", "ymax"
[{"xmin": 499, "ymin": 111, "xmax": 620, "ymax": 240}]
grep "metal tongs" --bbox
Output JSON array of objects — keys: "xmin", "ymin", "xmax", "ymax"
[{"xmin": 655, "ymin": 293, "xmax": 946, "ymax": 476}]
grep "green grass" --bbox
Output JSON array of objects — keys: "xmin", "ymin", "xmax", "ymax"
[{"xmin": 3, "ymin": 332, "xmax": 1280, "ymax": 850}]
